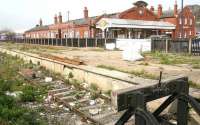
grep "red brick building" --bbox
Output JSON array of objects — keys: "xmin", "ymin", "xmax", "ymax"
[
  {"xmin": 159, "ymin": 1, "xmax": 196, "ymax": 38},
  {"xmin": 24, "ymin": 1, "xmax": 195, "ymax": 39}
]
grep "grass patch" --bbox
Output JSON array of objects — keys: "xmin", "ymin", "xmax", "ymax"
[
  {"xmin": 189, "ymin": 81, "xmax": 200, "ymax": 89},
  {"xmin": 0, "ymin": 52, "xmax": 47, "ymax": 125},
  {"xmin": 143, "ymin": 51, "xmax": 200, "ymax": 68},
  {"xmin": 97, "ymin": 65, "xmax": 158, "ymax": 79}
]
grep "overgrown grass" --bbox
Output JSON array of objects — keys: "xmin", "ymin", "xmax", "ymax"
[
  {"xmin": 189, "ymin": 81, "xmax": 200, "ymax": 89},
  {"xmin": 143, "ymin": 51, "xmax": 200, "ymax": 68},
  {"xmin": 97, "ymin": 65, "xmax": 158, "ymax": 79},
  {"xmin": 0, "ymin": 52, "xmax": 47, "ymax": 125}
]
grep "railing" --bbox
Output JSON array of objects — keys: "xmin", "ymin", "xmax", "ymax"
[
  {"xmin": 192, "ymin": 38, "xmax": 200, "ymax": 56},
  {"xmin": 14, "ymin": 38, "xmax": 116, "ymax": 48}
]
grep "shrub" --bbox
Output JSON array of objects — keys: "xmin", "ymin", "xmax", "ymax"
[{"xmin": 20, "ymin": 86, "xmax": 36, "ymax": 102}]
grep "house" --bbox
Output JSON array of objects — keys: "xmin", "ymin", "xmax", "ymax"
[
  {"xmin": 24, "ymin": 1, "xmax": 195, "ymax": 39},
  {"xmin": 159, "ymin": 0, "xmax": 196, "ymax": 38},
  {"xmin": 0, "ymin": 33, "xmax": 7, "ymax": 41}
]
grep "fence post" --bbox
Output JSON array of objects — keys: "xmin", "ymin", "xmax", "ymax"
[
  {"xmin": 104, "ymin": 38, "xmax": 107, "ymax": 48},
  {"xmin": 78, "ymin": 38, "xmax": 80, "ymax": 47},
  {"xmin": 189, "ymin": 38, "xmax": 192, "ymax": 55},
  {"xmin": 56, "ymin": 38, "xmax": 58, "ymax": 46},
  {"xmin": 48, "ymin": 38, "xmax": 49, "ymax": 46},
  {"xmin": 71, "ymin": 38, "xmax": 73, "ymax": 47},
  {"xmin": 52, "ymin": 38, "xmax": 53, "ymax": 46},
  {"xmin": 165, "ymin": 39, "xmax": 168, "ymax": 53},
  {"xmin": 95, "ymin": 38, "xmax": 97, "ymax": 47},
  {"xmin": 86, "ymin": 38, "xmax": 88, "ymax": 48},
  {"xmin": 66, "ymin": 37, "xmax": 68, "ymax": 47},
  {"xmin": 61, "ymin": 38, "xmax": 63, "ymax": 46}
]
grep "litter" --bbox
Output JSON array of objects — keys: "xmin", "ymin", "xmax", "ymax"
[
  {"xmin": 45, "ymin": 77, "xmax": 53, "ymax": 82},
  {"xmin": 89, "ymin": 100, "xmax": 96, "ymax": 105},
  {"xmin": 89, "ymin": 108, "xmax": 99, "ymax": 115}
]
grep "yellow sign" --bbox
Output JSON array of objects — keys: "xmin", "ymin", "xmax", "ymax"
[{"xmin": 99, "ymin": 20, "xmax": 108, "ymax": 29}]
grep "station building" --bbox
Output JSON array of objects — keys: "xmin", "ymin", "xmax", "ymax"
[{"xmin": 24, "ymin": 1, "xmax": 196, "ymax": 39}]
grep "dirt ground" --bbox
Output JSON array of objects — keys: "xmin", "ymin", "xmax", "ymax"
[
  {"xmin": 1, "ymin": 43, "xmax": 200, "ymax": 84},
  {"xmin": 49, "ymin": 48, "xmax": 200, "ymax": 84}
]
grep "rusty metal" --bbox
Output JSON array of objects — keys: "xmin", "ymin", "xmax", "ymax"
[{"xmin": 40, "ymin": 54, "xmax": 84, "ymax": 65}]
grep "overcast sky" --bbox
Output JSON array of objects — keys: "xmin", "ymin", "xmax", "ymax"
[{"xmin": 0, "ymin": 0, "xmax": 199, "ymax": 33}]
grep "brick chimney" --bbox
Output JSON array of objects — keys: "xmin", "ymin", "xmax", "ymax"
[
  {"xmin": 150, "ymin": 6, "xmax": 154, "ymax": 12},
  {"xmin": 54, "ymin": 14, "xmax": 58, "ymax": 24},
  {"xmin": 174, "ymin": 0, "xmax": 178, "ymax": 16},
  {"xmin": 84, "ymin": 7, "xmax": 88, "ymax": 19},
  {"xmin": 58, "ymin": 12, "xmax": 63, "ymax": 23},
  {"xmin": 39, "ymin": 18, "xmax": 43, "ymax": 26},
  {"xmin": 158, "ymin": 4, "xmax": 163, "ymax": 18}
]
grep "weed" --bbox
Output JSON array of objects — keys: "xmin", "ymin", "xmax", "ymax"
[
  {"xmin": 97, "ymin": 65, "xmax": 158, "ymax": 79},
  {"xmin": 189, "ymin": 81, "xmax": 200, "ymax": 89}
]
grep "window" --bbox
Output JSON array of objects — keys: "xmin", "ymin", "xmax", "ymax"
[
  {"xmin": 184, "ymin": 32, "xmax": 187, "ymax": 38},
  {"xmin": 179, "ymin": 18, "xmax": 182, "ymax": 24},
  {"xmin": 179, "ymin": 33, "xmax": 182, "ymax": 38},
  {"xmin": 185, "ymin": 18, "xmax": 187, "ymax": 25},
  {"xmin": 190, "ymin": 18, "xmax": 193, "ymax": 25},
  {"xmin": 84, "ymin": 31, "xmax": 88, "ymax": 38},
  {"xmin": 75, "ymin": 31, "xmax": 80, "ymax": 38},
  {"xmin": 190, "ymin": 30, "xmax": 192, "ymax": 35}
]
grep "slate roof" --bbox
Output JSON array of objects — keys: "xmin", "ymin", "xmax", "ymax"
[{"xmin": 25, "ymin": 25, "xmax": 49, "ymax": 33}]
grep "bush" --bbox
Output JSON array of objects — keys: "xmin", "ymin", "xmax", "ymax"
[{"xmin": 20, "ymin": 86, "xmax": 36, "ymax": 102}]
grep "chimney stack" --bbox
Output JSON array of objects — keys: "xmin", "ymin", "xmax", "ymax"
[
  {"xmin": 58, "ymin": 12, "xmax": 63, "ymax": 23},
  {"xmin": 54, "ymin": 14, "xmax": 58, "ymax": 24},
  {"xmin": 158, "ymin": 4, "xmax": 163, "ymax": 18},
  {"xmin": 174, "ymin": 0, "xmax": 178, "ymax": 16},
  {"xmin": 150, "ymin": 6, "xmax": 154, "ymax": 12},
  {"xmin": 39, "ymin": 18, "xmax": 43, "ymax": 26},
  {"xmin": 84, "ymin": 7, "xmax": 88, "ymax": 19}
]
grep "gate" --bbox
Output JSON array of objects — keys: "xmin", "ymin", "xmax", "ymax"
[{"xmin": 192, "ymin": 38, "xmax": 200, "ymax": 56}]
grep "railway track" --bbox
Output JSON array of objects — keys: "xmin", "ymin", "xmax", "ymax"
[{"xmin": 19, "ymin": 67, "xmax": 125, "ymax": 125}]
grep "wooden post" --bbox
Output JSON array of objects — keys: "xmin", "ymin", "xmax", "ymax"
[
  {"xmin": 165, "ymin": 39, "xmax": 168, "ymax": 53},
  {"xmin": 189, "ymin": 38, "xmax": 192, "ymax": 55}
]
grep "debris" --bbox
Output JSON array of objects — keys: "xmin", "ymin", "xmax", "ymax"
[
  {"xmin": 59, "ymin": 105, "xmax": 63, "ymax": 108},
  {"xmin": 89, "ymin": 100, "xmax": 96, "ymax": 106},
  {"xmin": 89, "ymin": 109, "xmax": 99, "ymax": 115},
  {"xmin": 64, "ymin": 107, "xmax": 70, "ymax": 112},
  {"xmin": 40, "ymin": 113, "xmax": 45, "ymax": 116},
  {"xmin": 45, "ymin": 77, "xmax": 53, "ymax": 82},
  {"xmin": 5, "ymin": 91, "xmax": 22, "ymax": 97},
  {"xmin": 69, "ymin": 102, "xmax": 75, "ymax": 107},
  {"xmin": 82, "ymin": 82, "xmax": 89, "ymax": 88}
]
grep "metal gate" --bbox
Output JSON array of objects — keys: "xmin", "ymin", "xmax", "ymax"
[{"xmin": 192, "ymin": 38, "xmax": 200, "ymax": 56}]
